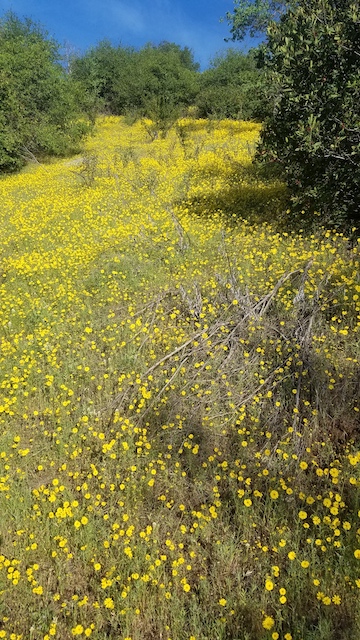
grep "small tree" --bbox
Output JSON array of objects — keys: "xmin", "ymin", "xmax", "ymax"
[
  {"xmin": 71, "ymin": 41, "xmax": 136, "ymax": 114},
  {"xmin": 195, "ymin": 49, "xmax": 268, "ymax": 121},
  {"xmin": 132, "ymin": 42, "xmax": 200, "ymax": 125},
  {"xmin": 72, "ymin": 40, "xmax": 200, "ymax": 125},
  {"xmin": 0, "ymin": 13, "xmax": 91, "ymax": 172},
  {"xmin": 226, "ymin": 0, "xmax": 360, "ymax": 228},
  {"xmin": 258, "ymin": 0, "xmax": 360, "ymax": 226}
]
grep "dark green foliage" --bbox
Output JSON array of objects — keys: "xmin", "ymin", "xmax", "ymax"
[
  {"xmin": 71, "ymin": 38, "xmax": 268, "ymax": 127},
  {"xmin": 135, "ymin": 43, "xmax": 199, "ymax": 122},
  {"xmin": 71, "ymin": 40, "xmax": 137, "ymax": 114},
  {"xmin": 0, "ymin": 13, "xmax": 92, "ymax": 172},
  {"xmin": 256, "ymin": 0, "xmax": 360, "ymax": 227},
  {"xmin": 72, "ymin": 41, "xmax": 200, "ymax": 125},
  {"xmin": 225, "ymin": 0, "xmax": 295, "ymax": 41},
  {"xmin": 195, "ymin": 49, "xmax": 268, "ymax": 120}
]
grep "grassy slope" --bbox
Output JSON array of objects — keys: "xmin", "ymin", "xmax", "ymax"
[{"xmin": 0, "ymin": 116, "xmax": 359, "ymax": 640}]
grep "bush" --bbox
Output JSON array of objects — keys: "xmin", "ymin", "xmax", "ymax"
[
  {"xmin": 256, "ymin": 0, "xmax": 360, "ymax": 228},
  {"xmin": 195, "ymin": 49, "xmax": 269, "ymax": 121},
  {"xmin": 72, "ymin": 41, "xmax": 200, "ymax": 123},
  {"xmin": 0, "ymin": 12, "xmax": 92, "ymax": 172}
]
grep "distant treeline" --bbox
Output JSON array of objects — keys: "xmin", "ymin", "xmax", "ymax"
[
  {"xmin": 70, "ymin": 40, "xmax": 267, "ymax": 123},
  {"xmin": 0, "ymin": 12, "xmax": 267, "ymax": 172}
]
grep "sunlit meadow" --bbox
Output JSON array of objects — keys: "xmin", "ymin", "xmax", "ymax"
[{"xmin": 0, "ymin": 116, "xmax": 359, "ymax": 640}]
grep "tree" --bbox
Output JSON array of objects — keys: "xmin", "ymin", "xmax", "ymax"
[
  {"xmin": 0, "ymin": 13, "xmax": 91, "ymax": 172},
  {"xmin": 71, "ymin": 41, "xmax": 136, "ymax": 114},
  {"xmin": 227, "ymin": 0, "xmax": 360, "ymax": 227},
  {"xmin": 225, "ymin": 0, "xmax": 295, "ymax": 41},
  {"xmin": 155, "ymin": 41, "xmax": 200, "ymax": 72},
  {"xmin": 134, "ymin": 43, "xmax": 199, "ymax": 126},
  {"xmin": 195, "ymin": 49, "xmax": 268, "ymax": 120},
  {"xmin": 72, "ymin": 41, "xmax": 200, "ymax": 125}
]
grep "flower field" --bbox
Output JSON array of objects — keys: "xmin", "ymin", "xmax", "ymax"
[{"xmin": 0, "ymin": 116, "xmax": 359, "ymax": 640}]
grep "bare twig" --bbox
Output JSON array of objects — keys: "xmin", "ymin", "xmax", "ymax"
[{"xmin": 21, "ymin": 146, "xmax": 41, "ymax": 164}]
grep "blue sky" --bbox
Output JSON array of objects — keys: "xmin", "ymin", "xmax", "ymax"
[{"xmin": 0, "ymin": 0, "xmax": 259, "ymax": 68}]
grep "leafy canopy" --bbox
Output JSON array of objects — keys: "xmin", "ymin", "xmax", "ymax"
[
  {"xmin": 225, "ymin": 0, "xmax": 295, "ymax": 40},
  {"xmin": 227, "ymin": 0, "xmax": 360, "ymax": 228},
  {"xmin": 0, "ymin": 12, "xmax": 91, "ymax": 172},
  {"xmin": 195, "ymin": 49, "xmax": 268, "ymax": 120},
  {"xmin": 71, "ymin": 41, "xmax": 200, "ymax": 121}
]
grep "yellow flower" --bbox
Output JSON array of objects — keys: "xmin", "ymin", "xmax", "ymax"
[
  {"xmin": 265, "ymin": 579, "xmax": 274, "ymax": 591},
  {"xmin": 262, "ymin": 616, "xmax": 275, "ymax": 630},
  {"xmin": 219, "ymin": 598, "xmax": 227, "ymax": 606},
  {"xmin": 288, "ymin": 551, "xmax": 296, "ymax": 560},
  {"xmin": 104, "ymin": 597, "xmax": 114, "ymax": 609},
  {"xmin": 301, "ymin": 560, "xmax": 310, "ymax": 568},
  {"xmin": 270, "ymin": 490, "xmax": 279, "ymax": 499},
  {"xmin": 72, "ymin": 626, "xmax": 84, "ymax": 636}
]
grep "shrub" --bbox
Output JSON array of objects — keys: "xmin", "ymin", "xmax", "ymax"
[
  {"xmin": 256, "ymin": 0, "xmax": 360, "ymax": 228},
  {"xmin": 195, "ymin": 49, "xmax": 268, "ymax": 121},
  {"xmin": 0, "ymin": 12, "xmax": 92, "ymax": 172}
]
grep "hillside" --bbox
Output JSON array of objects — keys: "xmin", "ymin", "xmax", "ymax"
[{"xmin": 0, "ymin": 117, "xmax": 359, "ymax": 640}]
